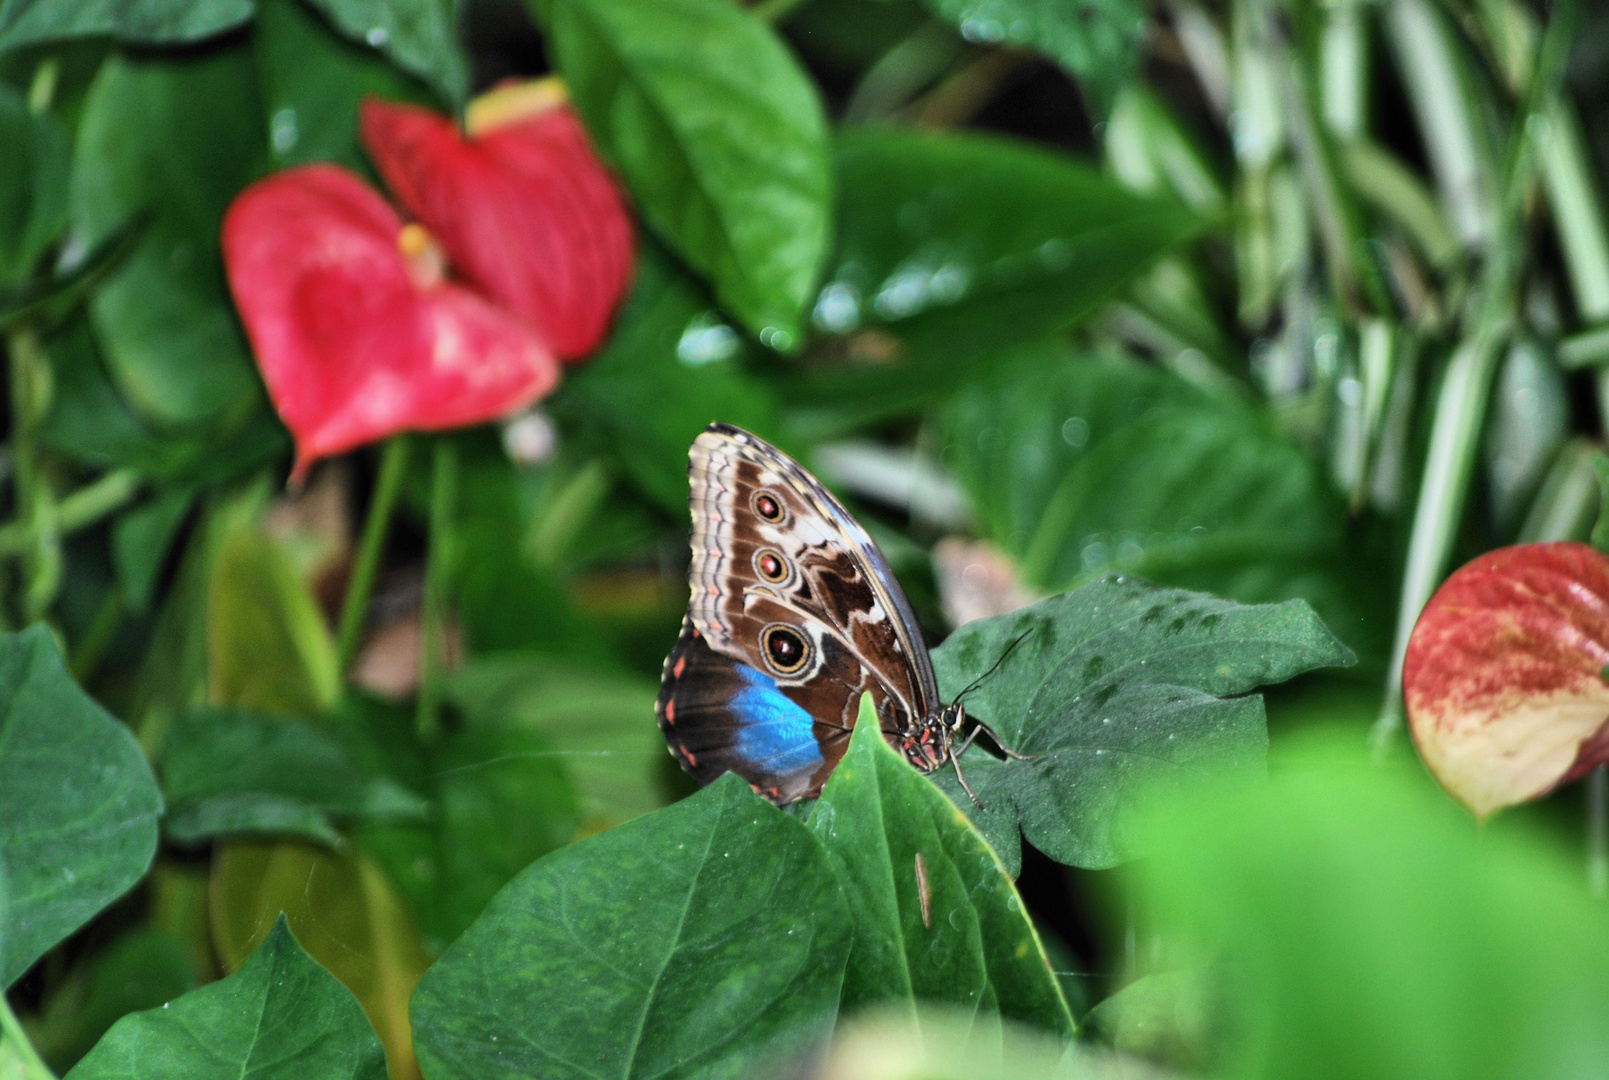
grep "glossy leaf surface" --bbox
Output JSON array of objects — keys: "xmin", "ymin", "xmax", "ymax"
[
  {"xmin": 0, "ymin": 626, "xmax": 162, "ymax": 988},
  {"xmin": 792, "ymin": 130, "xmax": 1197, "ymax": 429},
  {"xmin": 360, "ymin": 92, "xmax": 634, "ymax": 361},
  {"xmin": 222, "ymin": 164, "xmax": 558, "ymax": 479},
  {"xmin": 810, "ymin": 702, "xmax": 1073, "ymax": 1035},
  {"xmin": 68, "ymin": 917, "xmax": 387, "ymax": 1080},
  {"xmin": 1404, "ymin": 542, "xmax": 1609, "ymax": 817},
  {"xmin": 303, "ymin": 0, "xmax": 469, "ymax": 106},
  {"xmin": 411, "ymin": 773, "xmax": 852, "ymax": 1080},
  {"xmin": 0, "ymin": 0, "xmax": 252, "ymax": 52},
  {"xmin": 929, "ymin": 578, "xmax": 1354, "ymax": 874},
  {"xmin": 542, "ymin": 0, "xmax": 831, "ymax": 344}
]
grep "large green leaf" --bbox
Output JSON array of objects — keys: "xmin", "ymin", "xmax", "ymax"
[
  {"xmin": 159, "ymin": 707, "xmax": 426, "ymax": 848},
  {"xmin": 1126, "ymin": 731, "xmax": 1609, "ymax": 1080},
  {"xmin": 301, "ymin": 0, "xmax": 467, "ymax": 107},
  {"xmin": 927, "ymin": 579, "xmax": 1354, "ymax": 874},
  {"xmin": 916, "ymin": 0, "xmax": 1144, "ymax": 108},
  {"xmin": 0, "ymin": 0, "xmax": 252, "ymax": 52},
  {"xmin": 411, "ymin": 773, "xmax": 852, "ymax": 1080},
  {"xmin": 0, "ymin": 82, "xmax": 67, "ymax": 286},
  {"xmin": 67, "ymin": 917, "xmax": 387, "ymax": 1080},
  {"xmin": 557, "ymin": 242, "xmax": 778, "ymax": 513},
  {"xmin": 255, "ymin": 0, "xmax": 437, "ymax": 172},
  {"xmin": 942, "ymin": 345, "xmax": 1385, "ymax": 661},
  {"xmin": 209, "ymin": 842, "xmax": 432, "ymax": 1077},
  {"xmin": 0, "ymin": 626, "xmax": 163, "ymax": 989},
  {"xmin": 540, "ymin": 0, "xmax": 831, "ymax": 344},
  {"xmin": 69, "ymin": 47, "xmax": 266, "ymax": 428},
  {"xmin": 811, "ymin": 701, "xmax": 1073, "ymax": 1036},
  {"xmin": 790, "ymin": 129, "xmax": 1198, "ymax": 431}
]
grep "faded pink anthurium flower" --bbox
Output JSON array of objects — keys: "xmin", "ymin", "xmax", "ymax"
[
  {"xmin": 222, "ymin": 163, "xmax": 559, "ymax": 483},
  {"xmin": 360, "ymin": 79, "xmax": 634, "ymax": 362},
  {"xmin": 1404, "ymin": 541, "xmax": 1609, "ymax": 818}
]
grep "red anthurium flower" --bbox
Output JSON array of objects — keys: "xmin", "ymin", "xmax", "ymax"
[
  {"xmin": 360, "ymin": 80, "xmax": 634, "ymax": 362},
  {"xmin": 223, "ymin": 164, "xmax": 559, "ymax": 483},
  {"xmin": 1404, "ymin": 542, "xmax": 1609, "ymax": 818}
]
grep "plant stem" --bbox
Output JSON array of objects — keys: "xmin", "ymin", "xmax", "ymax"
[
  {"xmin": 416, "ymin": 439, "xmax": 458, "ymax": 741},
  {"xmin": 70, "ymin": 586, "xmax": 123, "ymax": 684},
  {"xmin": 0, "ymin": 469, "xmax": 141, "ymax": 558},
  {"xmin": 7, "ymin": 327, "xmax": 58, "ymax": 625},
  {"xmin": 337, "ymin": 437, "xmax": 409, "ymax": 676},
  {"xmin": 0, "ymin": 993, "xmax": 56, "ymax": 1080}
]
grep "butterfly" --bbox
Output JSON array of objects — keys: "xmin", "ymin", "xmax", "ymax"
[{"xmin": 656, "ymin": 423, "xmax": 1028, "ymax": 806}]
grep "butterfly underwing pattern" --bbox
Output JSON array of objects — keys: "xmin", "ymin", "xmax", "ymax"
[{"xmin": 656, "ymin": 423, "xmax": 1020, "ymax": 806}]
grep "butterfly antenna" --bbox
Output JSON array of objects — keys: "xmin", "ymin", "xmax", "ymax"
[{"xmin": 954, "ymin": 628, "xmax": 1034, "ymax": 704}]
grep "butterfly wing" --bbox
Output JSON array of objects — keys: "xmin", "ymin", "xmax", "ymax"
[{"xmin": 655, "ymin": 423, "xmax": 938, "ymax": 802}]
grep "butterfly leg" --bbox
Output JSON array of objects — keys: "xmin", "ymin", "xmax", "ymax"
[
  {"xmin": 951, "ymin": 756, "xmax": 986, "ymax": 810},
  {"xmin": 958, "ymin": 718, "xmax": 1038, "ymax": 762}
]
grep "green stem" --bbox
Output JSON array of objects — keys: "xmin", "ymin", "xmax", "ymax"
[
  {"xmin": 0, "ymin": 993, "xmax": 56, "ymax": 1080},
  {"xmin": 7, "ymin": 327, "xmax": 57, "ymax": 624},
  {"xmin": 416, "ymin": 439, "xmax": 458, "ymax": 741},
  {"xmin": 337, "ymin": 438, "xmax": 409, "ymax": 676},
  {"xmin": 1589, "ymin": 766, "xmax": 1607, "ymax": 899},
  {"xmin": 0, "ymin": 469, "xmax": 141, "ymax": 559},
  {"xmin": 70, "ymin": 586, "xmax": 123, "ymax": 683}
]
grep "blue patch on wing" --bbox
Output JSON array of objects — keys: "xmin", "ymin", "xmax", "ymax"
[{"xmin": 730, "ymin": 664, "xmax": 824, "ymax": 778}]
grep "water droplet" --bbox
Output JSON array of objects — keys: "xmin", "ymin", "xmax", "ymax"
[
  {"xmin": 812, "ymin": 282, "xmax": 861, "ymax": 333},
  {"xmin": 1060, "ymin": 416, "xmax": 1089, "ymax": 448},
  {"xmin": 677, "ymin": 311, "xmax": 739, "ymax": 365},
  {"xmin": 270, "ymin": 108, "xmax": 299, "ymax": 155},
  {"xmin": 366, "ymin": 26, "xmax": 390, "ymax": 46}
]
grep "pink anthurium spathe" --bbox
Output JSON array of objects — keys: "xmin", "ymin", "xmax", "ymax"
[
  {"xmin": 1403, "ymin": 541, "xmax": 1609, "ymax": 818},
  {"xmin": 360, "ymin": 80, "xmax": 634, "ymax": 362},
  {"xmin": 223, "ymin": 164, "xmax": 559, "ymax": 483}
]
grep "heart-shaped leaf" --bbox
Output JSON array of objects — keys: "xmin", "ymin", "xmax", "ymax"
[
  {"xmin": 929, "ymin": 577, "xmax": 1355, "ymax": 874},
  {"xmin": 810, "ymin": 699, "xmax": 1074, "ymax": 1036},
  {"xmin": 360, "ymin": 89, "xmax": 635, "ymax": 361},
  {"xmin": 0, "ymin": 626, "xmax": 163, "ymax": 989},
  {"xmin": 411, "ymin": 772, "xmax": 852, "ymax": 1080},
  {"xmin": 1404, "ymin": 542, "xmax": 1609, "ymax": 818},
  {"xmin": 0, "ymin": 0, "xmax": 252, "ymax": 52},
  {"xmin": 302, "ymin": 0, "xmax": 470, "ymax": 107},
  {"xmin": 66, "ymin": 917, "xmax": 387, "ymax": 1080},
  {"xmin": 222, "ymin": 163, "xmax": 559, "ymax": 480},
  {"xmin": 540, "ymin": 0, "xmax": 831, "ymax": 346}
]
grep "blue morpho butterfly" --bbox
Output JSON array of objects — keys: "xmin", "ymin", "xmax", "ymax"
[{"xmin": 656, "ymin": 423, "xmax": 1029, "ymax": 806}]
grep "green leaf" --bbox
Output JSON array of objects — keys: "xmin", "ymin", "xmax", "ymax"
[
  {"xmin": 1125, "ymin": 730, "xmax": 1609, "ymax": 1080},
  {"xmin": 927, "ymin": 578, "xmax": 1355, "ymax": 874},
  {"xmin": 300, "ymin": 0, "xmax": 467, "ymax": 107},
  {"xmin": 823, "ymin": 1006, "xmax": 1139, "ymax": 1080},
  {"xmin": 810, "ymin": 699, "xmax": 1074, "ymax": 1036},
  {"xmin": 446, "ymin": 654, "xmax": 666, "ymax": 829},
  {"xmin": 916, "ymin": 0, "xmax": 1144, "ymax": 109},
  {"xmin": 411, "ymin": 773, "xmax": 853, "ymax": 1080},
  {"xmin": 0, "ymin": 82, "xmax": 67, "ymax": 286},
  {"xmin": 158, "ymin": 707, "xmax": 427, "ymax": 848},
  {"xmin": 0, "ymin": 0, "xmax": 252, "ymax": 52},
  {"xmin": 255, "ymin": 0, "xmax": 437, "ymax": 171},
  {"xmin": 207, "ymin": 519, "xmax": 339, "ymax": 719},
  {"xmin": 943, "ymin": 346, "xmax": 1383, "ymax": 660},
  {"xmin": 791, "ymin": 129, "xmax": 1198, "ymax": 431},
  {"xmin": 0, "ymin": 626, "xmax": 163, "ymax": 989},
  {"xmin": 557, "ymin": 242, "xmax": 778, "ymax": 513},
  {"xmin": 67, "ymin": 917, "xmax": 387, "ymax": 1080},
  {"xmin": 1084, "ymin": 970, "xmax": 1213, "ymax": 1070},
  {"xmin": 111, "ymin": 487, "xmax": 193, "ymax": 613},
  {"xmin": 541, "ymin": 0, "xmax": 831, "ymax": 344},
  {"xmin": 69, "ymin": 47, "xmax": 266, "ymax": 427},
  {"xmin": 0, "ymin": 214, "xmax": 144, "ymax": 333},
  {"xmin": 208, "ymin": 843, "xmax": 432, "ymax": 1077}
]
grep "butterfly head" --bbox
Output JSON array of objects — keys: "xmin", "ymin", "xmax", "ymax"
[{"xmin": 898, "ymin": 703, "xmax": 966, "ymax": 773}]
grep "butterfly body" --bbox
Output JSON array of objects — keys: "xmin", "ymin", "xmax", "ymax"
[{"xmin": 657, "ymin": 424, "xmax": 968, "ymax": 804}]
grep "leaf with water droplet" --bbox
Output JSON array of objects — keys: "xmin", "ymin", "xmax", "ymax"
[{"xmin": 930, "ymin": 576, "xmax": 1354, "ymax": 873}]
